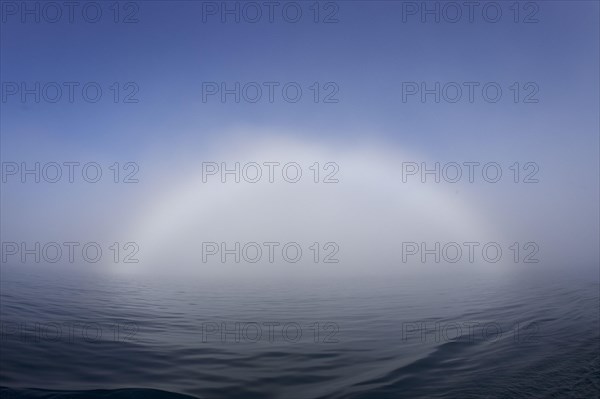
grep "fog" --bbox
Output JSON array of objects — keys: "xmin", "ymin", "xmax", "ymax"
[{"xmin": 3, "ymin": 128, "xmax": 596, "ymax": 280}]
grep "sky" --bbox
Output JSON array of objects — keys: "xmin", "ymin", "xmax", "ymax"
[{"xmin": 0, "ymin": 1, "xmax": 598, "ymax": 279}]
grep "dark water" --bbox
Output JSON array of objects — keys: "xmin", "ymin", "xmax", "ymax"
[{"xmin": 1, "ymin": 266, "xmax": 598, "ymax": 399}]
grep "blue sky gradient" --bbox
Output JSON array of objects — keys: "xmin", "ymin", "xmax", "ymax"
[{"xmin": 1, "ymin": 1, "xmax": 598, "ymax": 277}]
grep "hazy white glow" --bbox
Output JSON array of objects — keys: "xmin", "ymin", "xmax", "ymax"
[{"xmin": 125, "ymin": 132, "xmax": 501, "ymax": 277}]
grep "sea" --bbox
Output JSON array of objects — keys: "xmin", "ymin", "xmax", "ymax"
[{"xmin": 0, "ymin": 265, "xmax": 598, "ymax": 398}]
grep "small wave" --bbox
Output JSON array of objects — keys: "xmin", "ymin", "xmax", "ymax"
[{"xmin": 0, "ymin": 387, "xmax": 200, "ymax": 399}]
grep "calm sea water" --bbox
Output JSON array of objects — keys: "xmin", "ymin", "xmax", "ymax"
[{"xmin": 0, "ymin": 266, "xmax": 598, "ymax": 399}]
